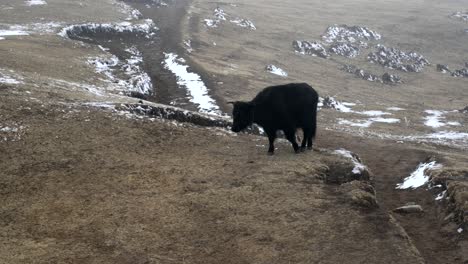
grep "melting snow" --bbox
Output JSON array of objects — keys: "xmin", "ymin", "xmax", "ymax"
[
  {"xmin": 424, "ymin": 131, "xmax": 468, "ymax": 140},
  {"xmin": 435, "ymin": 190, "xmax": 446, "ymax": 201},
  {"xmin": 25, "ymin": 0, "xmax": 47, "ymax": 6},
  {"xmin": 458, "ymin": 228, "xmax": 464, "ymax": 233},
  {"xmin": 230, "ymin": 18, "xmax": 256, "ymax": 30},
  {"xmin": 162, "ymin": 52, "xmax": 222, "ymax": 116},
  {"xmin": 359, "ymin": 110, "xmax": 391, "ymax": 117},
  {"xmin": 0, "ymin": 29, "xmax": 29, "ymax": 39},
  {"xmin": 387, "ymin": 107, "xmax": 405, "ymax": 111},
  {"xmin": 0, "ymin": 72, "xmax": 22, "ymax": 84},
  {"xmin": 396, "ymin": 161, "xmax": 442, "ymax": 189},
  {"xmin": 333, "ymin": 148, "xmax": 367, "ymax": 174},
  {"xmin": 424, "ymin": 110, "xmax": 459, "ymax": 128},
  {"xmin": 266, "ymin": 65, "xmax": 287, "ymax": 77}
]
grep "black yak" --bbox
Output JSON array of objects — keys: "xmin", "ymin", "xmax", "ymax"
[{"xmin": 230, "ymin": 83, "xmax": 319, "ymax": 154}]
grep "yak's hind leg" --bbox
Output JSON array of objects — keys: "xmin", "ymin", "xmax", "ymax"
[{"xmin": 284, "ymin": 128, "xmax": 300, "ymax": 153}]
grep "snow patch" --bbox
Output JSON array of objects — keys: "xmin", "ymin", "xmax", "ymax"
[
  {"xmin": 424, "ymin": 131, "xmax": 468, "ymax": 140},
  {"xmin": 435, "ymin": 190, "xmax": 447, "ymax": 201},
  {"xmin": 25, "ymin": 0, "xmax": 47, "ymax": 6},
  {"xmin": 266, "ymin": 65, "xmax": 287, "ymax": 77},
  {"xmin": 162, "ymin": 52, "xmax": 222, "ymax": 116},
  {"xmin": 387, "ymin": 107, "xmax": 405, "ymax": 111},
  {"xmin": 333, "ymin": 148, "xmax": 367, "ymax": 174},
  {"xmin": 230, "ymin": 18, "xmax": 256, "ymax": 30},
  {"xmin": 0, "ymin": 29, "xmax": 29, "ymax": 39},
  {"xmin": 424, "ymin": 110, "xmax": 460, "ymax": 128},
  {"xmin": 0, "ymin": 71, "xmax": 22, "ymax": 85},
  {"xmin": 396, "ymin": 161, "xmax": 442, "ymax": 189}
]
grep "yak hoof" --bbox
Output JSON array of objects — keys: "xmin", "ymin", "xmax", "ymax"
[
  {"xmin": 267, "ymin": 151, "xmax": 274, "ymax": 156},
  {"xmin": 307, "ymin": 146, "xmax": 313, "ymax": 151}
]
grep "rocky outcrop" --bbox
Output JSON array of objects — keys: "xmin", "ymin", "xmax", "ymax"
[
  {"xmin": 341, "ymin": 65, "xmax": 402, "ymax": 84},
  {"xmin": 367, "ymin": 45, "xmax": 429, "ymax": 72},
  {"xmin": 293, "ymin": 40, "xmax": 329, "ymax": 58}
]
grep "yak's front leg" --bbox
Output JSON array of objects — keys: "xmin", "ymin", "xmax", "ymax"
[{"xmin": 265, "ymin": 129, "xmax": 277, "ymax": 155}]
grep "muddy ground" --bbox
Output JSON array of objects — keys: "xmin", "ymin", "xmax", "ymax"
[{"xmin": 1, "ymin": 0, "xmax": 467, "ymax": 263}]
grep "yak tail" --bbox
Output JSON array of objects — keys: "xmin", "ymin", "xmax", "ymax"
[{"xmin": 311, "ymin": 105, "xmax": 317, "ymax": 139}]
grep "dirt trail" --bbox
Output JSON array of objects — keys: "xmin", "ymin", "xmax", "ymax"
[{"xmin": 319, "ymin": 129, "xmax": 465, "ymax": 264}]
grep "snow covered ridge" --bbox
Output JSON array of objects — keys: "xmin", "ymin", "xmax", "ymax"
[
  {"xmin": 25, "ymin": 0, "xmax": 47, "ymax": 6},
  {"xmin": 87, "ymin": 46, "xmax": 153, "ymax": 96},
  {"xmin": 341, "ymin": 65, "xmax": 401, "ymax": 84},
  {"xmin": 333, "ymin": 149, "xmax": 368, "ymax": 175},
  {"xmin": 322, "ymin": 25, "xmax": 381, "ymax": 43},
  {"xmin": 396, "ymin": 161, "xmax": 442, "ymax": 189},
  {"xmin": 424, "ymin": 110, "xmax": 460, "ymax": 128},
  {"xmin": 59, "ymin": 19, "xmax": 157, "ymax": 39},
  {"xmin": 367, "ymin": 44, "xmax": 429, "ymax": 72},
  {"xmin": 450, "ymin": 11, "xmax": 468, "ymax": 21},
  {"xmin": 204, "ymin": 8, "xmax": 256, "ymax": 30},
  {"xmin": 293, "ymin": 40, "xmax": 329, "ymax": 58},
  {"xmin": 162, "ymin": 53, "xmax": 223, "ymax": 116},
  {"xmin": 266, "ymin": 65, "xmax": 287, "ymax": 77}
]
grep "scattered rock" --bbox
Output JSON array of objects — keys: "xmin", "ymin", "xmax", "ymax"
[
  {"xmin": 436, "ymin": 64, "xmax": 451, "ymax": 73},
  {"xmin": 393, "ymin": 204, "xmax": 424, "ymax": 214},
  {"xmin": 451, "ymin": 68, "xmax": 468, "ymax": 78},
  {"xmin": 450, "ymin": 11, "xmax": 468, "ymax": 22},
  {"xmin": 341, "ymin": 65, "xmax": 402, "ymax": 84},
  {"xmin": 293, "ymin": 40, "xmax": 329, "ymax": 58},
  {"xmin": 367, "ymin": 44, "xmax": 429, "ymax": 72},
  {"xmin": 320, "ymin": 96, "xmax": 354, "ymax": 112},
  {"xmin": 382, "ymin": 72, "xmax": 402, "ymax": 84},
  {"xmin": 322, "ymin": 24, "xmax": 381, "ymax": 43},
  {"xmin": 460, "ymin": 106, "xmax": 468, "ymax": 113}
]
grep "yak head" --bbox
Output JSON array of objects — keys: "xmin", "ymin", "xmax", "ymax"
[{"xmin": 229, "ymin": 101, "xmax": 255, "ymax": 132}]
